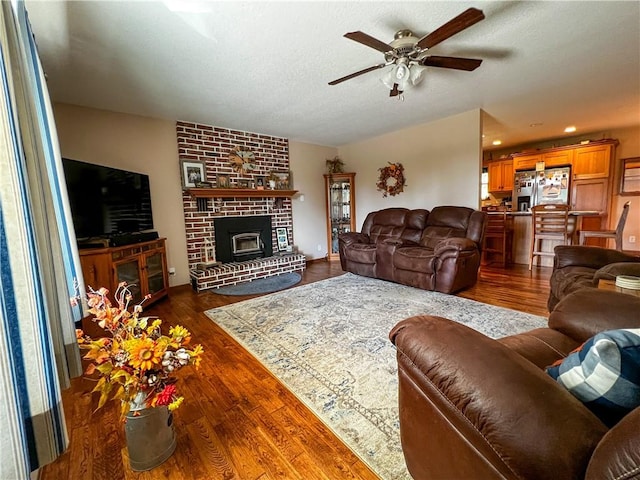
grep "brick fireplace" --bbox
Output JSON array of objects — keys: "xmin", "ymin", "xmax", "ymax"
[{"xmin": 177, "ymin": 121, "xmax": 306, "ymax": 291}]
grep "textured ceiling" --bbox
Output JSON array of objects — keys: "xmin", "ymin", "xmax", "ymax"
[{"xmin": 25, "ymin": 1, "xmax": 640, "ymax": 149}]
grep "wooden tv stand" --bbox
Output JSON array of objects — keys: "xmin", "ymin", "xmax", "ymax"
[{"xmin": 79, "ymin": 238, "xmax": 169, "ymax": 309}]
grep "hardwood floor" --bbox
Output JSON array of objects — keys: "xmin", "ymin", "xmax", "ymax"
[{"xmin": 40, "ymin": 261, "xmax": 552, "ymax": 480}]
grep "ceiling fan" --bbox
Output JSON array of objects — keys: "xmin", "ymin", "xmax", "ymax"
[{"xmin": 329, "ymin": 7, "xmax": 485, "ymax": 97}]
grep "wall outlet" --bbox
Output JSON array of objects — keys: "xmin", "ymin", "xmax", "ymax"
[
  {"xmin": 169, "ymin": 267, "xmax": 176, "ymax": 275},
  {"xmin": 629, "ymin": 235, "xmax": 636, "ymax": 244},
  {"xmin": 317, "ymin": 244, "xmax": 322, "ymax": 251}
]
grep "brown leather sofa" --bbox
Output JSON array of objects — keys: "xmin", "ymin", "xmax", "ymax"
[
  {"xmin": 389, "ymin": 288, "xmax": 640, "ymax": 480},
  {"xmin": 548, "ymin": 245, "xmax": 640, "ymax": 311},
  {"xmin": 338, "ymin": 206, "xmax": 487, "ymax": 294}
]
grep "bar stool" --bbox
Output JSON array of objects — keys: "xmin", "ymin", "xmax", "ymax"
[
  {"xmin": 579, "ymin": 201, "xmax": 631, "ymax": 251},
  {"xmin": 482, "ymin": 207, "xmax": 513, "ymax": 267},
  {"xmin": 529, "ymin": 204, "xmax": 571, "ymax": 270}
]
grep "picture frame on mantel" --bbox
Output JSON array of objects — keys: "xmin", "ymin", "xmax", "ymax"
[
  {"xmin": 216, "ymin": 174, "xmax": 230, "ymax": 188},
  {"xmin": 255, "ymin": 176, "xmax": 267, "ymax": 190},
  {"xmin": 180, "ymin": 159, "xmax": 206, "ymax": 189},
  {"xmin": 272, "ymin": 171, "xmax": 291, "ymax": 190}
]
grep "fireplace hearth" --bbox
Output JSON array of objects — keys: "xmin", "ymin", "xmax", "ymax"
[{"xmin": 214, "ymin": 216, "xmax": 273, "ymax": 263}]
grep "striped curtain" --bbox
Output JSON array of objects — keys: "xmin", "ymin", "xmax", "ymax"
[{"xmin": 0, "ymin": 1, "xmax": 83, "ymax": 477}]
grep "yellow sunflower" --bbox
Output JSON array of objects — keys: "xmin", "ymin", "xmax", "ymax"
[{"xmin": 127, "ymin": 337, "xmax": 162, "ymax": 372}]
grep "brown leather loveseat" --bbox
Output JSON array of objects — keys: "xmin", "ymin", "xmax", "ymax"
[
  {"xmin": 389, "ymin": 288, "xmax": 640, "ymax": 480},
  {"xmin": 338, "ymin": 206, "xmax": 487, "ymax": 294}
]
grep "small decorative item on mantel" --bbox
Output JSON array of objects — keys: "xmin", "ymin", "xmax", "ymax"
[
  {"xmin": 270, "ymin": 171, "xmax": 291, "ymax": 190},
  {"xmin": 255, "ymin": 176, "xmax": 267, "ymax": 190},
  {"xmin": 376, "ymin": 162, "xmax": 406, "ymax": 197},
  {"xmin": 229, "ymin": 146, "xmax": 257, "ymax": 175},
  {"xmin": 74, "ymin": 284, "xmax": 204, "ymax": 471},
  {"xmin": 267, "ymin": 171, "xmax": 279, "ymax": 189}
]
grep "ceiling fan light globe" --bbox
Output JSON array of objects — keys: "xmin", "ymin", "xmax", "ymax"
[
  {"xmin": 395, "ymin": 64, "xmax": 409, "ymax": 80},
  {"xmin": 381, "ymin": 67, "xmax": 397, "ymax": 89},
  {"xmin": 409, "ymin": 65, "xmax": 427, "ymax": 85}
]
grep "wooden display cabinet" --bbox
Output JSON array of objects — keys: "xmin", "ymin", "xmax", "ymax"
[
  {"xmin": 79, "ymin": 238, "xmax": 169, "ymax": 308},
  {"xmin": 324, "ymin": 173, "xmax": 356, "ymax": 261}
]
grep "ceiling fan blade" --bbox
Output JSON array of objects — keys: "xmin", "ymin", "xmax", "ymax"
[
  {"xmin": 422, "ymin": 55, "xmax": 482, "ymax": 71},
  {"xmin": 344, "ymin": 31, "xmax": 393, "ymax": 53},
  {"xmin": 416, "ymin": 8, "xmax": 485, "ymax": 50},
  {"xmin": 328, "ymin": 63, "xmax": 387, "ymax": 85}
]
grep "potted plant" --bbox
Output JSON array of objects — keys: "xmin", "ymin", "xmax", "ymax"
[{"xmin": 74, "ymin": 283, "xmax": 204, "ymax": 470}]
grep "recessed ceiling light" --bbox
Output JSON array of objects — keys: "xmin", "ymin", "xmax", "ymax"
[
  {"xmin": 564, "ymin": 126, "xmax": 577, "ymax": 133},
  {"xmin": 492, "ymin": 140, "xmax": 502, "ymax": 146}
]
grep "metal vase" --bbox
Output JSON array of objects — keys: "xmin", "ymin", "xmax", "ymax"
[{"xmin": 125, "ymin": 406, "xmax": 176, "ymax": 471}]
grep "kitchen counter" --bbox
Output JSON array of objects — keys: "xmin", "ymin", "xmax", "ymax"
[
  {"xmin": 486, "ymin": 210, "xmax": 601, "ymax": 266},
  {"xmin": 487, "ymin": 210, "xmax": 600, "ymax": 217}
]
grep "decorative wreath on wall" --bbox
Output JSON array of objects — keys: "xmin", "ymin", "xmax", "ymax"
[{"xmin": 376, "ymin": 162, "xmax": 406, "ymax": 197}]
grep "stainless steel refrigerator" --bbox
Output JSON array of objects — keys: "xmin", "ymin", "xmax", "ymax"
[{"xmin": 514, "ymin": 166, "xmax": 571, "ymax": 211}]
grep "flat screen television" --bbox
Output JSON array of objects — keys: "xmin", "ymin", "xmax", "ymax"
[{"xmin": 62, "ymin": 158, "xmax": 154, "ymax": 239}]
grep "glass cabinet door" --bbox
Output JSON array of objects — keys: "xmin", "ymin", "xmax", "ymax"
[
  {"xmin": 145, "ymin": 251, "xmax": 166, "ymax": 296},
  {"xmin": 325, "ymin": 173, "xmax": 356, "ymax": 259},
  {"xmin": 115, "ymin": 259, "xmax": 143, "ymax": 303}
]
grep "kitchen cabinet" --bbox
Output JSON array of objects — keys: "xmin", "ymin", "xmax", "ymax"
[
  {"xmin": 488, "ymin": 159, "xmax": 513, "ymax": 192},
  {"xmin": 324, "ymin": 173, "xmax": 356, "ymax": 261},
  {"xmin": 513, "ymin": 149, "xmax": 574, "ymax": 171},
  {"xmin": 543, "ymin": 149, "xmax": 574, "ymax": 167},
  {"xmin": 571, "ymin": 143, "xmax": 615, "ymax": 242},
  {"xmin": 79, "ymin": 238, "xmax": 169, "ymax": 307},
  {"xmin": 513, "ymin": 154, "xmax": 541, "ymax": 171},
  {"xmin": 573, "ymin": 144, "xmax": 612, "ymax": 179},
  {"xmin": 571, "ymin": 178, "xmax": 609, "ymax": 213}
]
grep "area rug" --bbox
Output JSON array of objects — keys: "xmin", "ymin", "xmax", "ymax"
[
  {"xmin": 211, "ymin": 272, "xmax": 301, "ymax": 295},
  {"xmin": 204, "ymin": 273, "xmax": 547, "ymax": 479}
]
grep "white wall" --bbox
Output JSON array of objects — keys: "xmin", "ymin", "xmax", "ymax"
[
  {"xmin": 53, "ymin": 104, "xmax": 190, "ymax": 286},
  {"xmin": 289, "ymin": 141, "xmax": 338, "ymax": 259},
  {"xmin": 338, "ymin": 109, "xmax": 482, "ymax": 229},
  {"xmin": 54, "ymin": 103, "xmax": 483, "ymax": 283}
]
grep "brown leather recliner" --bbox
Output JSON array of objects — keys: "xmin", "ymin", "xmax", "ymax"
[
  {"xmin": 389, "ymin": 289, "xmax": 640, "ymax": 480},
  {"xmin": 338, "ymin": 206, "xmax": 487, "ymax": 294},
  {"xmin": 548, "ymin": 245, "xmax": 640, "ymax": 311}
]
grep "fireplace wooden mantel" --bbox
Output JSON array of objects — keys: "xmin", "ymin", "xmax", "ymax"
[{"xmin": 186, "ymin": 188, "xmax": 298, "ymax": 199}]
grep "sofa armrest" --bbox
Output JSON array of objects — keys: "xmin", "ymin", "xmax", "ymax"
[
  {"xmin": 586, "ymin": 407, "xmax": 640, "ymax": 480},
  {"xmin": 338, "ymin": 231, "xmax": 369, "ymax": 246},
  {"xmin": 593, "ymin": 261, "xmax": 640, "ymax": 282},
  {"xmin": 389, "ymin": 316, "xmax": 607, "ymax": 480},
  {"xmin": 553, "ymin": 245, "xmax": 639, "ymax": 271},
  {"xmin": 433, "ymin": 237, "xmax": 477, "ymax": 257},
  {"xmin": 549, "ymin": 289, "xmax": 640, "ymax": 342}
]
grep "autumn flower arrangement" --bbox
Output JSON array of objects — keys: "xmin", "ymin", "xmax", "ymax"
[{"xmin": 74, "ymin": 283, "xmax": 204, "ymax": 420}]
